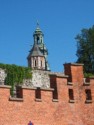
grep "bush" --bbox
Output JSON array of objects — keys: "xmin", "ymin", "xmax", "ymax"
[{"xmin": 0, "ymin": 63, "xmax": 32, "ymax": 96}]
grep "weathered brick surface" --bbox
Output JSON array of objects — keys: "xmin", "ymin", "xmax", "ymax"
[
  {"xmin": 64, "ymin": 63, "xmax": 84, "ymax": 84},
  {"xmin": 0, "ymin": 63, "xmax": 94, "ymax": 125}
]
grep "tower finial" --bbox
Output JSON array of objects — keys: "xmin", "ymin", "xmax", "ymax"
[{"xmin": 37, "ymin": 20, "xmax": 39, "ymax": 28}]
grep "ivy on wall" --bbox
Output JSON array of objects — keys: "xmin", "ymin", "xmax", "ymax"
[
  {"xmin": 84, "ymin": 73, "xmax": 94, "ymax": 77},
  {"xmin": 0, "ymin": 63, "xmax": 32, "ymax": 95}
]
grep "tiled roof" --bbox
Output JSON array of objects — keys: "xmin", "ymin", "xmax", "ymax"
[{"xmin": 27, "ymin": 43, "xmax": 44, "ymax": 58}]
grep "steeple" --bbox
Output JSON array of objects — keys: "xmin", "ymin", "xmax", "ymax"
[{"xmin": 27, "ymin": 23, "xmax": 50, "ymax": 70}]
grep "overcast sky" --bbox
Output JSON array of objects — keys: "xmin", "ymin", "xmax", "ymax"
[{"xmin": 0, "ymin": 0, "xmax": 94, "ymax": 72}]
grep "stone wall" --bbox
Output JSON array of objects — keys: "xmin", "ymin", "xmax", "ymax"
[
  {"xmin": 23, "ymin": 70, "xmax": 65, "ymax": 88},
  {"xmin": 31, "ymin": 70, "xmax": 50, "ymax": 88},
  {"xmin": 0, "ymin": 68, "xmax": 6, "ymax": 85}
]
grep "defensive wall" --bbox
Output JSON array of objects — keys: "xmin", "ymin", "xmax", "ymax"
[{"xmin": 0, "ymin": 63, "xmax": 94, "ymax": 125}]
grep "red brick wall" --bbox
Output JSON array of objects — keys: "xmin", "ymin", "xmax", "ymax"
[
  {"xmin": 64, "ymin": 63, "xmax": 84, "ymax": 84},
  {"xmin": 0, "ymin": 63, "xmax": 94, "ymax": 125}
]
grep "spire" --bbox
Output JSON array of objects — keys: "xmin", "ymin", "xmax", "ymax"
[
  {"xmin": 35, "ymin": 20, "xmax": 41, "ymax": 32},
  {"xmin": 37, "ymin": 20, "xmax": 39, "ymax": 28}
]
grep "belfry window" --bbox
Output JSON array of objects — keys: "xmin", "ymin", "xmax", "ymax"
[
  {"xmin": 35, "ymin": 60, "xmax": 37, "ymax": 67},
  {"xmin": 41, "ymin": 37, "xmax": 42, "ymax": 43},
  {"xmin": 41, "ymin": 61, "xmax": 42, "ymax": 67},
  {"xmin": 37, "ymin": 36, "xmax": 39, "ymax": 43}
]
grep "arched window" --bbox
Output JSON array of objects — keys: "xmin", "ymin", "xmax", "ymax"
[
  {"xmin": 35, "ymin": 60, "xmax": 37, "ymax": 67},
  {"xmin": 41, "ymin": 61, "xmax": 42, "ymax": 67},
  {"xmin": 41, "ymin": 37, "xmax": 42, "ymax": 43},
  {"xmin": 37, "ymin": 36, "xmax": 39, "ymax": 44}
]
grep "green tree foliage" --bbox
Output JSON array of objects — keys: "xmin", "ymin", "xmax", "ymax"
[
  {"xmin": 76, "ymin": 25, "xmax": 94, "ymax": 74},
  {"xmin": 0, "ymin": 63, "xmax": 32, "ymax": 95}
]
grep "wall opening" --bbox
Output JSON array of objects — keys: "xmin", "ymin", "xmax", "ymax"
[
  {"xmin": 53, "ymin": 87, "xmax": 58, "ymax": 100},
  {"xmin": 35, "ymin": 87, "xmax": 41, "ymax": 99},
  {"xmin": 85, "ymin": 89, "xmax": 92, "ymax": 100},
  {"xmin": 69, "ymin": 89, "xmax": 74, "ymax": 100},
  {"xmin": 50, "ymin": 77, "xmax": 58, "ymax": 100},
  {"xmin": 16, "ymin": 87, "xmax": 23, "ymax": 98}
]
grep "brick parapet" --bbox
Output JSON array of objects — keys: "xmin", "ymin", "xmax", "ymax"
[
  {"xmin": 64, "ymin": 63, "xmax": 84, "ymax": 84},
  {"xmin": 0, "ymin": 64, "xmax": 94, "ymax": 124},
  {"xmin": 0, "ymin": 84, "xmax": 11, "ymax": 88}
]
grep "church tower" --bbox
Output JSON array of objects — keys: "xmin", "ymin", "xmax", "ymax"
[{"xmin": 27, "ymin": 23, "xmax": 50, "ymax": 71}]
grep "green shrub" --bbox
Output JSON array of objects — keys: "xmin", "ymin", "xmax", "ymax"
[
  {"xmin": 0, "ymin": 63, "xmax": 32, "ymax": 96},
  {"xmin": 84, "ymin": 72, "xmax": 94, "ymax": 77}
]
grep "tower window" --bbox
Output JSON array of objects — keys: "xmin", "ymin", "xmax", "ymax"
[
  {"xmin": 37, "ymin": 36, "xmax": 39, "ymax": 43},
  {"xmin": 35, "ymin": 87, "xmax": 41, "ymax": 99},
  {"xmin": 41, "ymin": 39, "xmax": 42, "ymax": 43},
  {"xmin": 69, "ymin": 89, "xmax": 74, "ymax": 100},
  {"xmin": 41, "ymin": 61, "xmax": 42, "ymax": 67},
  {"xmin": 85, "ymin": 89, "xmax": 92, "ymax": 100},
  {"xmin": 41, "ymin": 37, "xmax": 42, "ymax": 43},
  {"xmin": 35, "ymin": 60, "xmax": 37, "ymax": 67}
]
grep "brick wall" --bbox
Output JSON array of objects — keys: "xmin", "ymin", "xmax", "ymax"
[
  {"xmin": 64, "ymin": 63, "xmax": 84, "ymax": 83},
  {"xmin": 0, "ymin": 63, "xmax": 94, "ymax": 125}
]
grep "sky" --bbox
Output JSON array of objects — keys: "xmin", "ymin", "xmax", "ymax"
[{"xmin": 0, "ymin": 0, "xmax": 94, "ymax": 72}]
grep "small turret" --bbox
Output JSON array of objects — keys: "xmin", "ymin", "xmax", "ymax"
[{"xmin": 27, "ymin": 43, "xmax": 45, "ymax": 70}]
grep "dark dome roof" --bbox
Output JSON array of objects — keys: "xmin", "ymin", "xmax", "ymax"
[{"xmin": 27, "ymin": 43, "xmax": 44, "ymax": 59}]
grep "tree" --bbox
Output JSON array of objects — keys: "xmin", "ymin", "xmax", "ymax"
[{"xmin": 76, "ymin": 25, "xmax": 94, "ymax": 74}]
